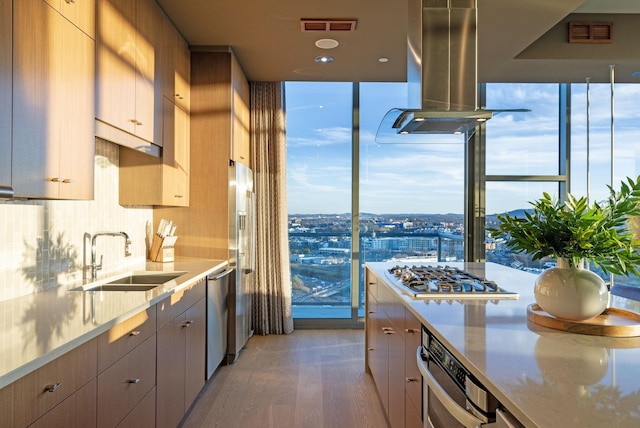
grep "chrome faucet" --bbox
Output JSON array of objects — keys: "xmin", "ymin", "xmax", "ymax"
[{"xmin": 90, "ymin": 231, "xmax": 132, "ymax": 280}]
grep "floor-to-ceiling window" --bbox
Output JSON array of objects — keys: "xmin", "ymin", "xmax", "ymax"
[{"xmin": 285, "ymin": 82, "xmax": 354, "ymax": 322}]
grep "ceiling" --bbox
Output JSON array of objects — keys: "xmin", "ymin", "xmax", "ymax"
[{"xmin": 156, "ymin": 0, "xmax": 640, "ymax": 84}]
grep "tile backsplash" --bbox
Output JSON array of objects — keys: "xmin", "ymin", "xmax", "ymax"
[{"xmin": 0, "ymin": 139, "xmax": 153, "ymax": 302}]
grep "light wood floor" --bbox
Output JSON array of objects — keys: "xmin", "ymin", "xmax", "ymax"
[{"xmin": 180, "ymin": 330, "xmax": 389, "ymax": 428}]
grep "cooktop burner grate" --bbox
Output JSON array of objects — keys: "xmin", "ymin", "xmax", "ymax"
[{"xmin": 386, "ymin": 265, "xmax": 518, "ymax": 299}]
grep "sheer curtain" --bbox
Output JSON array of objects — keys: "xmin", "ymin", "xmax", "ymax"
[{"xmin": 250, "ymin": 82, "xmax": 294, "ymax": 335}]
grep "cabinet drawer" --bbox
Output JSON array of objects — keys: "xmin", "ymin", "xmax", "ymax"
[
  {"xmin": 97, "ymin": 334, "xmax": 157, "ymax": 428},
  {"xmin": 378, "ymin": 283, "xmax": 405, "ymax": 333},
  {"xmin": 12, "ymin": 338, "xmax": 97, "ymax": 427},
  {"xmin": 157, "ymin": 278, "xmax": 205, "ymax": 328},
  {"xmin": 116, "ymin": 386, "xmax": 155, "ymax": 428},
  {"xmin": 29, "ymin": 378, "xmax": 97, "ymax": 428},
  {"xmin": 98, "ymin": 307, "xmax": 157, "ymax": 373},
  {"xmin": 365, "ymin": 268, "xmax": 378, "ymax": 300},
  {"xmin": 404, "ymin": 308, "xmax": 422, "ymax": 408}
]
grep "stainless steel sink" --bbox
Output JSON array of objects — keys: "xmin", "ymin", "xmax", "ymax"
[
  {"xmin": 81, "ymin": 284, "xmax": 160, "ymax": 292},
  {"xmin": 71, "ymin": 271, "xmax": 186, "ymax": 292},
  {"xmin": 106, "ymin": 272, "xmax": 185, "ymax": 286}
]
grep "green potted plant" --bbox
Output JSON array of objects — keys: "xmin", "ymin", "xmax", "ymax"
[{"xmin": 488, "ymin": 176, "xmax": 640, "ymax": 321}]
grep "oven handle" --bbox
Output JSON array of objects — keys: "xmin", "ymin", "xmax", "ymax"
[{"xmin": 416, "ymin": 347, "xmax": 485, "ymax": 428}]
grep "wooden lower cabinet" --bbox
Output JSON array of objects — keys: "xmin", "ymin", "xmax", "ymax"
[
  {"xmin": 1, "ymin": 276, "xmax": 210, "ymax": 428},
  {"xmin": 365, "ymin": 267, "xmax": 424, "ymax": 428},
  {"xmin": 157, "ymin": 295, "xmax": 206, "ymax": 428}
]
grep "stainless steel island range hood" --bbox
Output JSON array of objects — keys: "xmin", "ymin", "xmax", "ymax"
[{"xmin": 376, "ymin": 0, "xmax": 495, "ymax": 142}]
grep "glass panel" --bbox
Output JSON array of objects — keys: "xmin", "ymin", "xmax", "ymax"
[
  {"xmin": 485, "ymin": 181, "xmax": 561, "ymax": 273},
  {"xmin": 570, "ymin": 82, "xmax": 640, "ymax": 290},
  {"xmin": 485, "ymin": 83, "xmax": 559, "ymax": 176},
  {"xmin": 570, "ymin": 83, "xmax": 640, "ymax": 200},
  {"xmin": 285, "ymin": 82, "xmax": 353, "ymax": 319},
  {"xmin": 358, "ymin": 82, "xmax": 466, "ymax": 312}
]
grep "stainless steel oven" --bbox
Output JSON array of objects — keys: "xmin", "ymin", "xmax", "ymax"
[{"xmin": 417, "ymin": 326, "xmax": 502, "ymax": 428}]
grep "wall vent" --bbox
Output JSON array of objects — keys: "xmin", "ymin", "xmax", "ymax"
[
  {"xmin": 569, "ymin": 22, "xmax": 613, "ymax": 44},
  {"xmin": 300, "ymin": 19, "xmax": 357, "ymax": 32}
]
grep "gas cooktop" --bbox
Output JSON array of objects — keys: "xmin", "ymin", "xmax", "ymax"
[{"xmin": 385, "ymin": 265, "xmax": 518, "ymax": 299}]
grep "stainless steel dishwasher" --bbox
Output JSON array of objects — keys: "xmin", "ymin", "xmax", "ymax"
[{"xmin": 206, "ymin": 268, "xmax": 233, "ymax": 379}]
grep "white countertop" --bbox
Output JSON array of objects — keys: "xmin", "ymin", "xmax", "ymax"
[
  {"xmin": 367, "ymin": 262, "xmax": 640, "ymax": 428},
  {"xmin": 0, "ymin": 257, "xmax": 227, "ymax": 389}
]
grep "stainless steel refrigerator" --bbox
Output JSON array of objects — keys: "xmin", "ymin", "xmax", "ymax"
[{"xmin": 226, "ymin": 160, "xmax": 255, "ymax": 364}]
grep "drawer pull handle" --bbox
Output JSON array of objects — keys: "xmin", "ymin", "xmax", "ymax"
[
  {"xmin": 127, "ymin": 378, "xmax": 141, "ymax": 384},
  {"xmin": 404, "ymin": 328, "xmax": 418, "ymax": 333},
  {"xmin": 383, "ymin": 330, "xmax": 394, "ymax": 335},
  {"xmin": 381, "ymin": 327, "xmax": 393, "ymax": 331},
  {"xmin": 367, "ymin": 311, "xmax": 375, "ymax": 314},
  {"xmin": 367, "ymin": 348, "xmax": 374, "ymax": 351},
  {"xmin": 182, "ymin": 320, "xmax": 193, "ymax": 328},
  {"xmin": 44, "ymin": 383, "xmax": 62, "ymax": 393},
  {"xmin": 129, "ymin": 331, "xmax": 141, "ymax": 336},
  {"xmin": 406, "ymin": 377, "xmax": 419, "ymax": 383}
]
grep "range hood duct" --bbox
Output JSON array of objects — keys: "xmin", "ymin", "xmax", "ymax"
[{"xmin": 376, "ymin": 0, "xmax": 493, "ymax": 141}]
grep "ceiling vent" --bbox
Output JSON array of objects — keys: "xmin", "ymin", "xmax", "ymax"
[
  {"xmin": 300, "ymin": 19, "xmax": 357, "ymax": 32},
  {"xmin": 569, "ymin": 21, "xmax": 613, "ymax": 44}
]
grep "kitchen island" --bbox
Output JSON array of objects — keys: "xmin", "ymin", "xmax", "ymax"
[
  {"xmin": 366, "ymin": 262, "xmax": 640, "ymax": 428},
  {"xmin": 0, "ymin": 257, "xmax": 226, "ymax": 388}
]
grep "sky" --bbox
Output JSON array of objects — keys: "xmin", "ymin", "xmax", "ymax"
[{"xmin": 284, "ymin": 81, "xmax": 640, "ymax": 215}]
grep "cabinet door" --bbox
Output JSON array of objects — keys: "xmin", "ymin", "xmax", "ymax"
[
  {"xmin": 174, "ymin": 35, "xmax": 190, "ymax": 112},
  {"xmin": 13, "ymin": 0, "xmax": 61, "ymax": 198},
  {"xmin": 163, "ymin": 100, "xmax": 190, "ymax": 206},
  {"xmin": 185, "ymin": 298, "xmax": 206, "ymax": 409},
  {"xmin": 0, "ymin": 0, "xmax": 11, "ymax": 196},
  {"xmin": 96, "ymin": 0, "xmax": 136, "ymax": 135},
  {"xmin": 56, "ymin": 2, "xmax": 95, "ymax": 200},
  {"xmin": 404, "ymin": 308, "xmax": 422, "ymax": 422},
  {"xmin": 156, "ymin": 313, "xmax": 186, "ymax": 428},
  {"xmin": 134, "ymin": 0, "xmax": 157, "ymax": 143},
  {"xmin": 231, "ymin": 54, "xmax": 250, "ymax": 166}
]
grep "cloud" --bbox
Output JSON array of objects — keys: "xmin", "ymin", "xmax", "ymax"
[{"xmin": 286, "ymin": 126, "xmax": 352, "ymax": 148}]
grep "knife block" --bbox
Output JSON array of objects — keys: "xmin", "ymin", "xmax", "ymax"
[{"xmin": 149, "ymin": 235, "xmax": 177, "ymax": 262}]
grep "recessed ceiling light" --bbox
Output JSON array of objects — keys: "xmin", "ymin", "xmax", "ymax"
[
  {"xmin": 315, "ymin": 55, "xmax": 334, "ymax": 64},
  {"xmin": 315, "ymin": 39, "xmax": 339, "ymax": 49},
  {"xmin": 378, "ymin": 57, "xmax": 389, "ymax": 63}
]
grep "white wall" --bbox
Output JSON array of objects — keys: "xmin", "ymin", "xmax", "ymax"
[{"xmin": 0, "ymin": 139, "xmax": 153, "ymax": 301}]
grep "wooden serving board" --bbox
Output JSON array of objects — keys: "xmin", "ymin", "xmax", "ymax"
[{"xmin": 527, "ymin": 304, "xmax": 640, "ymax": 337}]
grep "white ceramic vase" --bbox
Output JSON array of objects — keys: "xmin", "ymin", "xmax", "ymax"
[{"xmin": 534, "ymin": 258, "xmax": 609, "ymax": 321}]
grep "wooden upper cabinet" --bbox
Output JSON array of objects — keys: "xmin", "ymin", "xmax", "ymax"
[
  {"xmin": 159, "ymin": 14, "xmax": 190, "ymax": 113},
  {"xmin": 119, "ymin": 97, "xmax": 190, "ymax": 206},
  {"xmin": 0, "ymin": 0, "xmax": 12, "ymax": 197},
  {"xmin": 175, "ymin": 36, "xmax": 191, "ymax": 112},
  {"xmin": 12, "ymin": 0, "xmax": 95, "ymax": 199},
  {"xmin": 231, "ymin": 54, "xmax": 250, "ymax": 166},
  {"xmin": 96, "ymin": 0, "xmax": 157, "ymax": 144}
]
